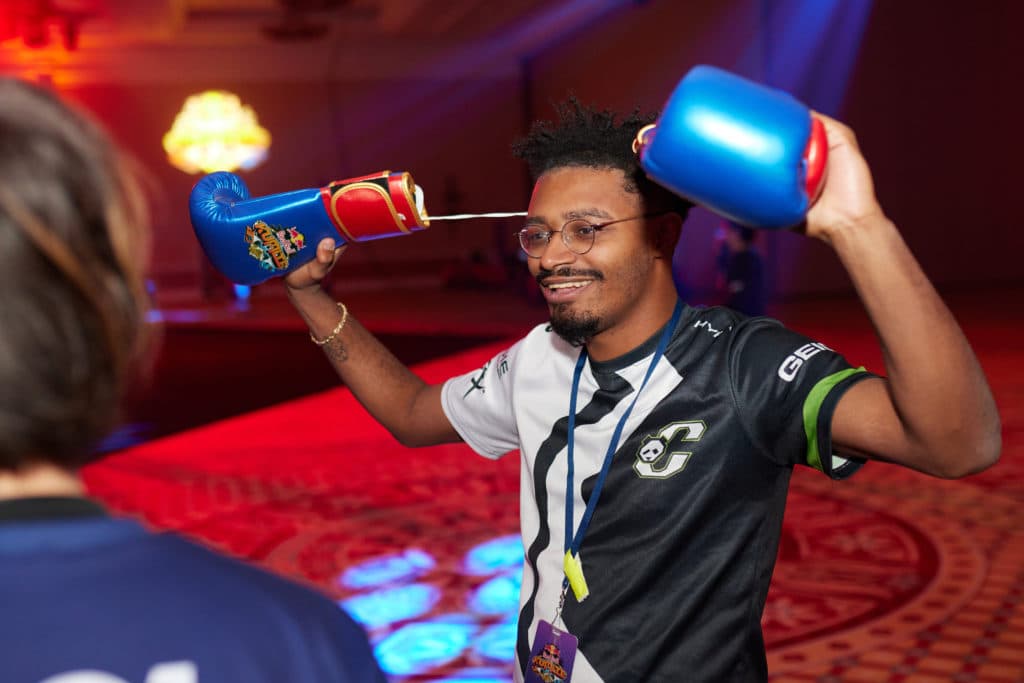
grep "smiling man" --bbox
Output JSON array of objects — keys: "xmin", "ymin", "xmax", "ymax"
[
  {"xmin": 284, "ymin": 98, "xmax": 1000, "ymax": 682},
  {"xmin": 522, "ymin": 171, "xmax": 681, "ymax": 355}
]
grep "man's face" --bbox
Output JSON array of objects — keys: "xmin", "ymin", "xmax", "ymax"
[{"xmin": 526, "ymin": 166, "xmax": 659, "ymax": 347}]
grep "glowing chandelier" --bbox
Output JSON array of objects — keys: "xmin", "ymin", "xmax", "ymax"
[{"xmin": 163, "ymin": 90, "xmax": 271, "ymax": 174}]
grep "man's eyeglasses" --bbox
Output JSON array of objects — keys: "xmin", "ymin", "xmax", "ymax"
[{"xmin": 515, "ymin": 213, "xmax": 663, "ymax": 259}]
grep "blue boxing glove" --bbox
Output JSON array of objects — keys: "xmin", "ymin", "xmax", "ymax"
[
  {"xmin": 189, "ymin": 170, "xmax": 429, "ymax": 285},
  {"xmin": 634, "ymin": 65, "xmax": 827, "ymax": 229}
]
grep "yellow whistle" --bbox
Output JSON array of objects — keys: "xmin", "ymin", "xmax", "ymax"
[{"xmin": 563, "ymin": 550, "xmax": 590, "ymax": 602}]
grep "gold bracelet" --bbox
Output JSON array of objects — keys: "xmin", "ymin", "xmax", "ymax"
[{"xmin": 310, "ymin": 302, "xmax": 348, "ymax": 346}]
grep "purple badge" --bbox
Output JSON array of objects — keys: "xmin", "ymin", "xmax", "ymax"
[{"xmin": 525, "ymin": 619, "xmax": 578, "ymax": 683}]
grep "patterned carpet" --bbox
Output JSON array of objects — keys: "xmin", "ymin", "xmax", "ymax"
[
  {"xmin": 765, "ymin": 293, "xmax": 1024, "ymax": 682},
  {"xmin": 83, "ymin": 288, "xmax": 1024, "ymax": 682}
]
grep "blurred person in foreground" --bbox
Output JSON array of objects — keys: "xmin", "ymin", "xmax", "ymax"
[{"xmin": 0, "ymin": 77, "xmax": 385, "ymax": 683}]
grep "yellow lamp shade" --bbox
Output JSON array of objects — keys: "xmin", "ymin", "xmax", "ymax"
[{"xmin": 163, "ymin": 90, "xmax": 270, "ymax": 174}]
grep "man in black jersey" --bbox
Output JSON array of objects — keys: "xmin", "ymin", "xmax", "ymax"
[{"xmin": 284, "ymin": 98, "xmax": 1000, "ymax": 681}]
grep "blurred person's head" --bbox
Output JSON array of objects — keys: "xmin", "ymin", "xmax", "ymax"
[
  {"xmin": 0, "ymin": 78, "xmax": 151, "ymax": 475},
  {"xmin": 725, "ymin": 222, "xmax": 757, "ymax": 252}
]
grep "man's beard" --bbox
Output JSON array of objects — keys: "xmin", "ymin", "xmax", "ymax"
[
  {"xmin": 538, "ymin": 267, "xmax": 604, "ymax": 346},
  {"xmin": 548, "ymin": 305, "xmax": 601, "ymax": 347}
]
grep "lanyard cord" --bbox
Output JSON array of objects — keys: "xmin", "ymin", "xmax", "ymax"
[{"xmin": 563, "ymin": 300, "xmax": 683, "ymax": 573}]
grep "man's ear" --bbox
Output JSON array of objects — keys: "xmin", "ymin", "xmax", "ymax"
[{"xmin": 650, "ymin": 212, "xmax": 684, "ymax": 259}]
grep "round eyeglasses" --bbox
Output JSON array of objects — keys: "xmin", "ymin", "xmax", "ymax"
[{"xmin": 514, "ymin": 213, "xmax": 663, "ymax": 259}]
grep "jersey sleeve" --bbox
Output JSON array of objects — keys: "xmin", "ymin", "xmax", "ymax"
[
  {"xmin": 728, "ymin": 318, "xmax": 876, "ymax": 479},
  {"xmin": 441, "ymin": 341, "xmax": 521, "ymax": 459}
]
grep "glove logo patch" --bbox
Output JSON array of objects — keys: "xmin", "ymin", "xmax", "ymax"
[{"xmin": 245, "ymin": 220, "xmax": 306, "ymax": 272}]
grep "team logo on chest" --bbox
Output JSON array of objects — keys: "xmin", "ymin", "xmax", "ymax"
[{"xmin": 634, "ymin": 420, "xmax": 706, "ymax": 479}]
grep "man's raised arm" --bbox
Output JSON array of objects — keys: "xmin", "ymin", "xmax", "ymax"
[
  {"xmin": 284, "ymin": 239, "xmax": 461, "ymax": 448},
  {"xmin": 808, "ymin": 115, "xmax": 1000, "ymax": 478}
]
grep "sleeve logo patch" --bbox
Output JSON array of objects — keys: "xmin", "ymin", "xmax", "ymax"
[
  {"xmin": 778, "ymin": 342, "xmax": 830, "ymax": 382},
  {"xmin": 462, "ymin": 360, "xmax": 490, "ymax": 398}
]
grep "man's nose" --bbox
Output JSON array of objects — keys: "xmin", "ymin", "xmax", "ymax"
[{"xmin": 538, "ymin": 231, "xmax": 575, "ymax": 270}]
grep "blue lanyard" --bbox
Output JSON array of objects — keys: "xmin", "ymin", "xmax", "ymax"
[{"xmin": 564, "ymin": 300, "xmax": 683, "ymax": 567}]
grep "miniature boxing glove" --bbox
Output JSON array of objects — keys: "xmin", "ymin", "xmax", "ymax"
[
  {"xmin": 634, "ymin": 65, "xmax": 827, "ymax": 229},
  {"xmin": 189, "ymin": 170, "xmax": 429, "ymax": 285}
]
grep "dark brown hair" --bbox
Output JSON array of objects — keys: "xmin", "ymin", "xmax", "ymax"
[{"xmin": 0, "ymin": 78, "xmax": 151, "ymax": 470}]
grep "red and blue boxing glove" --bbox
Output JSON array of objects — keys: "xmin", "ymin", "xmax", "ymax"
[
  {"xmin": 190, "ymin": 66, "xmax": 824, "ymax": 286},
  {"xmin": 189, "ymin": 170, "xmax": 429, "ymax": 285},
  {"xmin": 635, "ymin": 64, "xmax": 827, "ymax": 229}
]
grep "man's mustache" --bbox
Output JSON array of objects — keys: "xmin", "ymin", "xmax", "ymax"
[{"xmin": 536, "ymin": 267, "xmax": 605, "ymax": 286}]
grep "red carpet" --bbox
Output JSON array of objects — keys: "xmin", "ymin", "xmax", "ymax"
[{"xmin": 83, "ymin": 285, "xmax": 1024, "ymax": 682}]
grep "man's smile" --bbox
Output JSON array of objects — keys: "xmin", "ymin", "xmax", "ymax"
[{"xmin": 537, "ymin": 270, "xmax": 603, "ymax": 303}]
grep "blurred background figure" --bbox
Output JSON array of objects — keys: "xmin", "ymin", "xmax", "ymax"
[
  {"xmin": 0, "ymin": 77, "xmax": 384, "ymax": 683},
  {"xmin": 714, "ymin": 220, "xmax": 766, "ymax": 316}
]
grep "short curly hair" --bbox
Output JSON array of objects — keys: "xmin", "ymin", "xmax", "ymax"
[{"xmin": 512, "ymin": 96, "xmax": 693, "ymax": 218}]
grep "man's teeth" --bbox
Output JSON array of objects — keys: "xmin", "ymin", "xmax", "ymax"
[{"xmin": 547, "ymin": 281, "xmax": 591, "ymax": 290}]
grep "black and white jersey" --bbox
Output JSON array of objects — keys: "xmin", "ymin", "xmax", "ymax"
[{"xmin": 441, "ymin": 303, "xmax": 874, "ymax": 682}]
